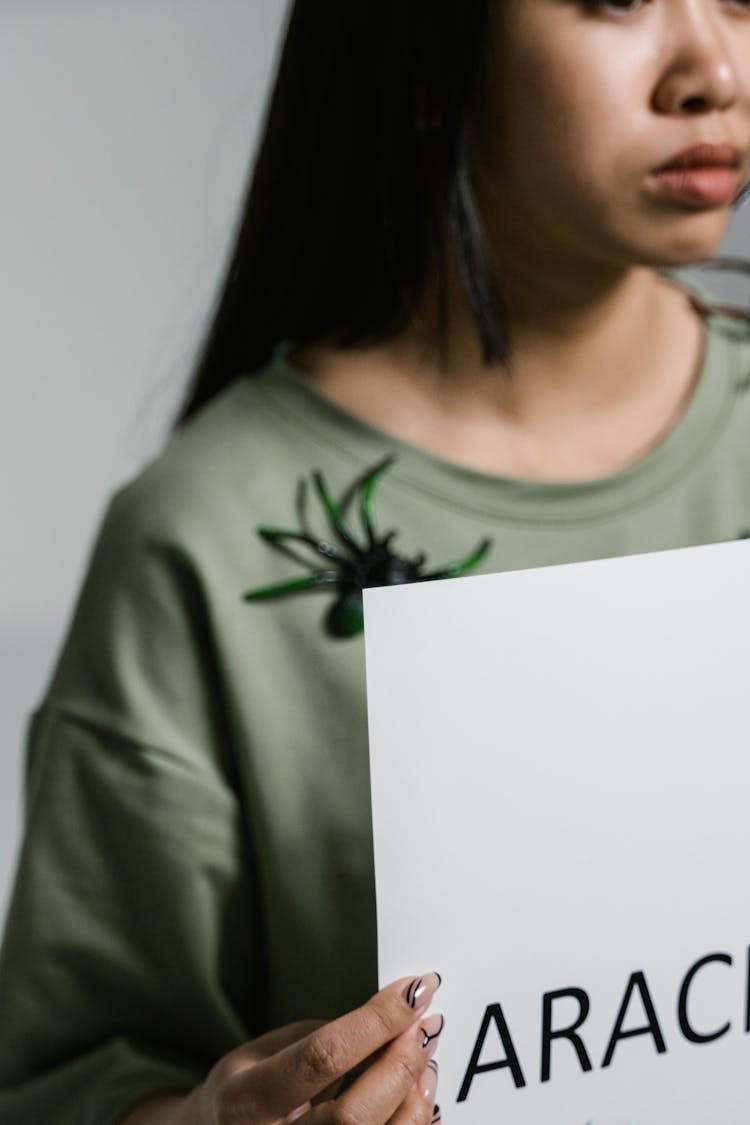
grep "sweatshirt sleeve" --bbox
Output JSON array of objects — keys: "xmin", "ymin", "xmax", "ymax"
[{"xmin": 0, "ymin": 486, "xmax": 264, "ymax": 1125}]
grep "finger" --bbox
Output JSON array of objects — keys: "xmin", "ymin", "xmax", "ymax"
[
  {"xmin": 284, "ymin": 1072, "xmax": 344, "ymax": 1125},
  {"xmin": 311, "ymin": 1075, "xmax": 345, "ymax": 1106},
  {"xmin": 387, "ymin": 1061, "xmax": 439, "ymax": 1125},
  {"xmin": 284, "ymin": 1102, "xmax": 313, "ymax": 1124},
  {"xmin": 318, "ymin": 1012, "xmax": 444, "ymax": 1125},
  {"xmin": 219, "ymin": 1020, "xmax": 326, "ymax": 1076},
  {"xmin": 234, "ymin": 972, "xmax": 442, "ymax": 1120},
  {"xmin": 317, "ymin": 975, "xmax": 441, "ymax": 1084},
  {"xmin": 245, "ymin": 1020, "xmax": 327, "ymax": 1060}
]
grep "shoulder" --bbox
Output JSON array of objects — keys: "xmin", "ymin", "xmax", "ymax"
[
  {"xmin": 108, "ymin": 363, "xmax": 323, "ymax": 551},
  {"xmin": 702, "ymin": 309, "xmax": 750, "ymax": 397},
  {"xmin": 44, "ymin": 365, "xmax": 316, "ymax": 725}
]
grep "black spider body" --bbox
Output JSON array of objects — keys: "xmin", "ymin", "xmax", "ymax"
[
  {"xmin": 339, "ymin": 535, "xmax": 425, "ymax": 589},
  {"xmin": 321, "ymin": 534, "xmax": 429, "ymax": 636},
  {"xmin": 243, "ymin": 456, "xmax": 491, "ymax": 637}
]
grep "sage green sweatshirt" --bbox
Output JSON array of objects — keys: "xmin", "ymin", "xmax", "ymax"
[{"xmin": 2, "ymin": 300, "xmax": 750, "ymax": 1124}]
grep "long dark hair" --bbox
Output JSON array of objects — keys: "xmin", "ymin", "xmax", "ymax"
[{"xmin": 175, "ymin": 0, "xmax": 499, "ymax": 426}]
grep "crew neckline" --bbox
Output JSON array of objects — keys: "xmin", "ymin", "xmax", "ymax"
[{"xmin": 250, "ymin": 300, "xmax": 742, "ymax": 527}]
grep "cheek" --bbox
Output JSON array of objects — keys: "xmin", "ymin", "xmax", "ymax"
[
  {"xmin": 531, "ymin": 67, "xmax": 649, "ymax": 200},
  {"xmin": 475, "ymin": 20, "xmax": 660, "ymax": 225},
  {"xmin": 490, "ymin": 26, "xmax": 653, "ymax": 188},
  {"xmin": 492, "ymin": 81, "xmax": 606, "ymax": 199}
]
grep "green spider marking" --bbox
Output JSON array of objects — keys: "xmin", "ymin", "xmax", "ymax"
[{"xmin": 243, "ymin": 455, "xmax": 493, "ymax": 638}]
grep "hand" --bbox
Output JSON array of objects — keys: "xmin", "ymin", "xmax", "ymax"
[{"xmin": 180, "ymin": 972, "xmax": 443, "ymax": 1125}]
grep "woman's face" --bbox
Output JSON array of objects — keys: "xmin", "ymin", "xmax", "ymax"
[{"xmin": 469, "ymin": 0, "xmax": 750, "ymax": 276}]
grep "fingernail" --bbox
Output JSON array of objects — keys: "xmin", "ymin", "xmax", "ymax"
[
  {"xmin": 418, "ymin": 1060, "xmax": 439, "ymax": 1103},
  {"xmin": 419, "ymin": 1012, "xmax": 445, "ymax": 1051},
  {"xmin": 432, "ymin": 1105, "xmax": 442, "ymax": 1123},
  {"xmin": 403, "ymin": 972, "xmax": 442, "ymax": 1011}
]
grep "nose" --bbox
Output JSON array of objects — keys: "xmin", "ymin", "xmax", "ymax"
[{"xmin": 652, "ymin": 0, "xmax": 740, "ymax": 115}]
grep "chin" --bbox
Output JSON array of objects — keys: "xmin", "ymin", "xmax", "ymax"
[
  {"xmin": 632, "ymin": 218, "xmax": 733, "ymax": 270},
  {"xmin": 644, "ymin": 247, "xmax": 724, "ymax": 270}
]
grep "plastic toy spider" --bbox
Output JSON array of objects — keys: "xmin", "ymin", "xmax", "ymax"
[{"xmin": 243, "ymin": 456, "xmax": 492, "ymax": 637}]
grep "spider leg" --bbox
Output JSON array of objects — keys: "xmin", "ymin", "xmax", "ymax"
[
  {"xmin": 312, "ymin": 471, "xmax": 361, "ymax": 554},
  {"xmin": 379, "ymin": 529, "xmax": 401, "ymax": 552},
  {"xmin": 258, "ymin": 526, "xmax": 348, "ymax": 567},
  {"xmin": 419, "ymin": 537, "xmax": 493, "ymax": 580},
  {"xmin": 359, "ymin": 454, "xmax": 397, "ymax": 546},
  {"xmin": 295, "ymin": 478, "xmax": 310, "ymax": 530},
  {"xmin": 256, "ymin": 533, "xmax": 322, "ymax": 572},
  {"xmin": 243, "ymin": 571, "xmax": 339, "ymax": 601}
]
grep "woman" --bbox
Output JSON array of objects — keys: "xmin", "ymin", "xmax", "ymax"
[{"xmin": 2, "ymin": 0, "xmax": 750, "ymax": 1122}]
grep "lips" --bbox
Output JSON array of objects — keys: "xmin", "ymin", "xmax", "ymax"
[
  {"xmin": 649, "ymin": 143, "xmax": 745, "ymax": 205},
  {"xmin": 655, "ymin": 142, "xmax": 742, "ymax": 172}
]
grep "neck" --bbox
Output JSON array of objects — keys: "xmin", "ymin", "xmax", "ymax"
[
  {"xmin": 294, "ymin": 262, "xmax": 706, "ymax": 482},
  {"xmin": 411, "ymin": 253, "xmax": 682, "ymax": 398}
]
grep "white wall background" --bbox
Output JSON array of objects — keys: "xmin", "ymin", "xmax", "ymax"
[
  {"xmin": 2, "ymin": 2, "xmax": 750, "ymax": 929},
  {"xmin": 0, "ymin": 1, "xmax": 290, "ymax": 924}
]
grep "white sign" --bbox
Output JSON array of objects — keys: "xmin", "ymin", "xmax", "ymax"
[{"xmin": 363, "ymin": 541, "xmax": 750, "ymax": 1125}]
